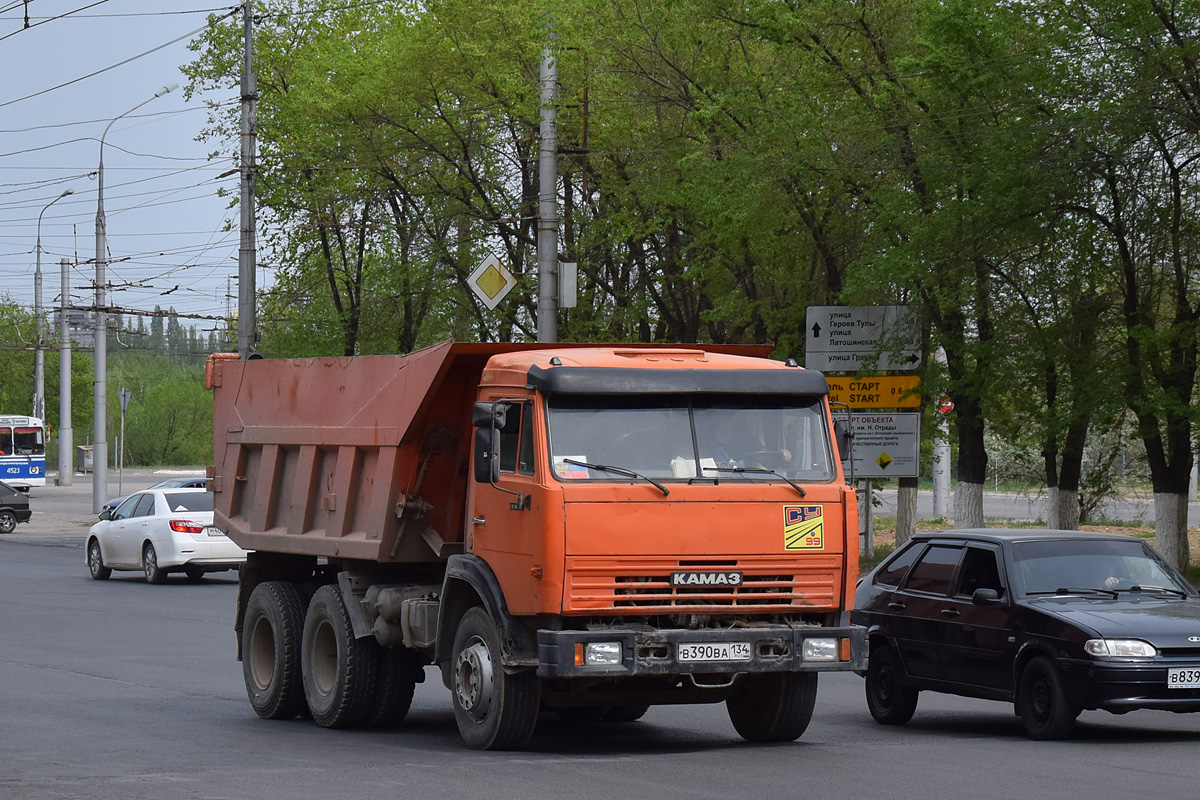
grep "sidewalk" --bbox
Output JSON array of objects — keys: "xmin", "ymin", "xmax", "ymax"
[{"xmin": 0, "ymin": 467, "xmax": 206, "ymax": 548}]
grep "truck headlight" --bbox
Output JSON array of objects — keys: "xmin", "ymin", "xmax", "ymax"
[
  {"xmin": 801, "ymin": 637, "xmax": 839, "ymax": 662},
  {"xmin": 584, "ymin": 641, "xmax": 622, "ymax": 666},
  {"xmin": 1085, "ymin": 639, "xmax": 1156, "ymax": 658}
]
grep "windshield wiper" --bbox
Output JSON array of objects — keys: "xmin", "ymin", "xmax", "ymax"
[
  {"xmin": 562, "ymin": 459, "xmax": 670, "ymax": 496},
  {"xmin": 702, "ymin": 465, "xmax": 806, "ymax": 497},
  {"xmin": 1113, "ymin": 585, "xmax": 1190, "ymax": 598},
  {"xmin": 1027, "ymin": 587, "xmax": 1119, "ymax": 598}
]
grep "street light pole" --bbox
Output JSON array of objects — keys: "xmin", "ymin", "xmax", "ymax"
[
  {"xmin": 93, "ymin": 82, "xmax": 178, "ymax": 513},
  {"xmin": 34, "ymin": 189, "xmax": 73, "ymax": 422},
  {"xmin": 58, "ymin": 258, "xmax": 73, "ymax": 486}
]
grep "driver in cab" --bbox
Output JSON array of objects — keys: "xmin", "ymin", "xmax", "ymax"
[{"xmin": 700, "ymin": 412, "xmax": 792, "ymax": 470}]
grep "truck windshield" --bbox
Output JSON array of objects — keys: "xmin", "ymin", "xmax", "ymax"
[{"xmin": 546, "ymin": 395, "xmax": 834, "ymax": 483}]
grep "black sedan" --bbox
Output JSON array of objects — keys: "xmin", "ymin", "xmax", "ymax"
[{"xmin": 853, "ymin": 529, "xmax": 1200, "ymax": 739}]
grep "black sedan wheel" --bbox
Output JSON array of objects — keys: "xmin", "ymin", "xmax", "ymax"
[
  {"xmin": 1018, "ymin": 657, "xmax": 1078, "ymax": 740},
  {"xmin": 0, "ymin": 509, "xmax": 16, "ymax": 534},
  {"xmin": 865, "ymin": 644, "xmax": 919, "ymax": 725}
]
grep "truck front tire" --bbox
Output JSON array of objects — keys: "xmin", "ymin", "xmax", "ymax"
[
  {"xmin": 242, "ymin": 581, "xmax": 307, "ymax": 720},
  {"xmin": 302, "ymin": 585, "xmax": 377, "ymax": 728},
  {"xmin": 451, "ymin": 607, "xmax": 539, "ymax": 750},
  {"xmin": 726, "ymin": 672, "xmax": 817, "ymax": 743}
]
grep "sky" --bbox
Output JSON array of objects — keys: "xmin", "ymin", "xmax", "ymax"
[{"xmin": 0, "ymin": 0, "xmax": 264, "ymax": 341}]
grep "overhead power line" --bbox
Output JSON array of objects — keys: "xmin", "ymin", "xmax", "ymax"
[{"xmin": 0, "ymin": 6, "xmax": 239, "ymax": 109}]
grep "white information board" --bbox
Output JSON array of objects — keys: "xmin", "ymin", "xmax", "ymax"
[
  {"xmin": 805, "ymin": 305, "xmax": 921, "ymax": 371},
  {"xmin": 841, "ymin": 412, "xmax": 921, "ymax": 479}
]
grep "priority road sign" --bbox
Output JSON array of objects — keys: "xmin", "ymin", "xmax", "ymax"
[{"xmin": 467, "ymin": 253, "xmax": 517, "ymax": 310}]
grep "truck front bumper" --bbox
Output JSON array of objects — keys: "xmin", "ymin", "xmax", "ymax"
[{"xmin": 537, "ymin": 624, "xmax": 867, "ymax": 678}]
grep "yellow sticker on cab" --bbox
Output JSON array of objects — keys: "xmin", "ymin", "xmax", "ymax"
[{"xmin": 784, "ymin": 505, "xmax": 825, "ymax": 550}]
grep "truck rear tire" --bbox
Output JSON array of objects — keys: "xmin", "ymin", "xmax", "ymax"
[
  {"xmin": 242, "ymin": 581, "xmax": 307, "ymax": 720},
  {"xmin": 726, "ymin": 672, "xmax": 817, "ymax": 743},
  {"xmin": 301, "ymin": 585, "xmax": 377, "ymax": 728},
  {"xmin": 368, "ymin": 644, "xmax": 420, "ymax": 728},
  {"xmin": 451, "ymin": 607, "xmax": 539, "ymax": 750}
]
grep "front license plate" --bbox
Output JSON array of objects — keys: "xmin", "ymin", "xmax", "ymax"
[
  {"xmin": 1168, "ymin": 668, "xmax": 1200, "ymax": 688},
  {"xmin": 678, "ymin": 642, "xmax": 752, "ymax": 663}
]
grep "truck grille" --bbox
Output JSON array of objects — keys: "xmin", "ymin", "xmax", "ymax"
[{"xmin": 565, "ymin": 556, "xmax": 841, "ymax": 613}]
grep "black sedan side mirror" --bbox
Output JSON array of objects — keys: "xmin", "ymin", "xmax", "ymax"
[{"xmin": 972, "ymin": 587, "xmax": 1002, "ymax": 606}]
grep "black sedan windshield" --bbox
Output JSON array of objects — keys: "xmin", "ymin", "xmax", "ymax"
[{"xmin": 1011, "ymin": 538, "xmax": 1193, "ymax": 596}]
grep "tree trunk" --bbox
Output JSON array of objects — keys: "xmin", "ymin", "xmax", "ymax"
[
  {"xmin": 953, "ymin": 395, "xmax": 987, "ymax": 528},
  {"xmin": 1049, "ymin": 487, "xmax": 1080, "ymax": 530},
  {"xmin": 1154, "ymin": 493, "xmax": 1190, "ymax": 571},
  {"xmin": 895, "ymin": 476, "xmax": 917, "ymax": 548},
  {"xmin": 954, "ymin": 481, "xmax": 984, "ymax": 528}
]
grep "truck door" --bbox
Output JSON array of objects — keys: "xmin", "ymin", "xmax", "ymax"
[{"xmin": 470, "ymin": 397, "xmax": 544, "ymax": 611}]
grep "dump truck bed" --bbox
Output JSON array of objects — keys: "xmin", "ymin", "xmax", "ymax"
[{"xmin": 209, "ymin": 341, "xmax": 775, "ymax": 563}]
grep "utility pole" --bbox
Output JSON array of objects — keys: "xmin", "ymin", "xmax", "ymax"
[
  {"xmin": 536, "ymin": 31, "xmax": 558, "ymax": 343},
  {"xmin": 57, "ymin": 258, "xmax": 73, "ymax": 486},
  {"xmin": 237, "ymin": 0, "xmax": 259, "ymax": 358}
]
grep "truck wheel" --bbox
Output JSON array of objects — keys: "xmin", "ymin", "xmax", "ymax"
[
  {"xmin": 87, "ymin": 539, "xmax": 111, "ymax": 580},
  {"xmin": 242, "ymin": 581, "xmax": 307, "ymax": 720},
  {"xmin": 301, "ymin": 585, "xmax": 377, "ymax": 728},
  {"xmin": 451, "ymin": 607, "xmax": 540, "ymax": 750},
  {"xmin": 368, "ymin": 644, "xmax": 420, "ymax": 728},
  {"xmin": 1017, "ymin": 657, "xmax": 1077, "ymax": 740},
  {"xmin": 726, "ymin": 672, "xmax": 817, "ymax": 743},
  {"xmin": 865, "ymin": 644, "xmax": 918, "ymax": 725},
  {"xmin": 142, "ymin": 542, "xmax": 166, "ymax": 584},
  {"xmin": 0, "ymin": 509, "xmax": 16, "ymax": 534}
]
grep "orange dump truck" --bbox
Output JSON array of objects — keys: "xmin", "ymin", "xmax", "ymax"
[{"xmin": 209, "ymin": 341, "xmax": 866, "ymax": 750}]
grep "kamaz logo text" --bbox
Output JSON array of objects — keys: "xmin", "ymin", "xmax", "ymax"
[{"xmin": 670, "ymin": 571, "xmax": 743, "ymax": 587}]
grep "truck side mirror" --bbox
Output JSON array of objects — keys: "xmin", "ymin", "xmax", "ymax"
[
  {"xmin": 472, "ymin": 401, "xmax": 506, "ymax": 429},
  {"xmin": 473, "ymin": 427, "xmax": 501, "ymax": 484},
  {"xmin": 833, "ymin": 419, "xmax": 852, "ymax": 461},
  {"xmin": 472, "ymin": 402, "xmax": 505, "ymax": 485}
]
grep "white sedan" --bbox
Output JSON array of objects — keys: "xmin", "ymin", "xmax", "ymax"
[{"xmin": 85, "ymin": 488, "xmax": 247, "ymax": 583}]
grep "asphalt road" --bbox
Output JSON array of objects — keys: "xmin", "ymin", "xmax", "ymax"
[{"xmin": 2, "ymin": 541, "xmax": 1199, "ymax": 800}]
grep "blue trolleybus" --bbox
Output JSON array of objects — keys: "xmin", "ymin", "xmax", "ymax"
[{"xmin": 0, "ymin": 415, "xmax": 47, "ymax": 490}]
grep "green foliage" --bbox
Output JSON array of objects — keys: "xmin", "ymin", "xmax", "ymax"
[{"xmin": 174, "ymin": 0, "xmax": 1200, "ymax": 543}]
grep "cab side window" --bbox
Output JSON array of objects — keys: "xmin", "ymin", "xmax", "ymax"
[
  {"xmin": 498, "ymin": 401, "xmax": 535, "ymax": 476},
  {"xmin": 902, "ymin": 544, "xmax": 962, "ymax": 595}
]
